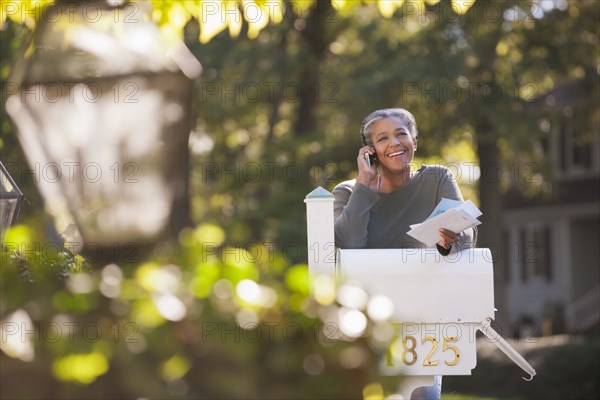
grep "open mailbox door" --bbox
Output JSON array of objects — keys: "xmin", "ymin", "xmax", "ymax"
[{"xmin": 305, "ymin": 187, "xmax": 536, "ymax": 384}]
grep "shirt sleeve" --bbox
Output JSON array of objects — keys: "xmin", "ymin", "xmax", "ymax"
[
  {"xmin": 436, "ymin": 168, "xmax": 477, "ymax": 251},
  {"xmin": 333, "ymin": 181, "xmax": 380, "ymax": 248}
]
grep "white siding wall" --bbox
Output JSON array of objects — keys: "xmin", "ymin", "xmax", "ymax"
[{"xmin": 503, "ymin": 203, "xmax": 598, "ymax": 333}]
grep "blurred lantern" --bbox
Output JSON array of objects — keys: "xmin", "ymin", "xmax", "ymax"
[
  {"xmin": 6, "ymin": 0, "xmax": 201, "ymax": 247},
  {"xmin": 0, "ymin": 162, "xmax": 25, "ymax": 244}
]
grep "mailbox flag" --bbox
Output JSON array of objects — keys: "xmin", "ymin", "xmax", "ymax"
[{"xmin": 478, "ymin": 323, "xmax": 537, "ymax": 381}]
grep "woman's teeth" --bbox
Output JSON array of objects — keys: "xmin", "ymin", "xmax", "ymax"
[{"xmin": 388, "ymin": 151, "xmax": 406, "ymax": 157}]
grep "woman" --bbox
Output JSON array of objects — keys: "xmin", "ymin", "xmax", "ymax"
[
  {"xmin": 333, "ymin": 108, "xmax": 475, "ymax": 254},
  {"xmin": 332, "ymin": 108, "xmax": 476, "ymax": 400}
]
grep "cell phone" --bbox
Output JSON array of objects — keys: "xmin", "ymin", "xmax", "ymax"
[{"xmin": 365, "ymin": 151, "xmax": 377, "ymax": 168}]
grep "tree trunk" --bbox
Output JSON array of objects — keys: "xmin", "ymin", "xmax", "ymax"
[
  {"xmin": 293, "ymin": 0, "xmax": 333, "ymax": 136},
  {"xmin": 476, "ymin": 118, "xmax": 509, "ymax": 331}
]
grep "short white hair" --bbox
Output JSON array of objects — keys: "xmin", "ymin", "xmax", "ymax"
[{"xmin": 360, "ymin": 108, "xmax": 418, "ymax": 146}]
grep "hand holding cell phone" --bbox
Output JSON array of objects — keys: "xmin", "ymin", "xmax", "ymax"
[
  {"xmin": 365, "ymin": 149, "xmax": 377, "ymax": 167},
  {"xmin": 357, "ymin": 146, "xmax": 377, "ymax": 187}
]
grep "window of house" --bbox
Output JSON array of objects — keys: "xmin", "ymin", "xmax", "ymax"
[
  {"xmin": 503, "ymin": 230, "xmax": 517, "ymax": 284},
  {"xmin": 520, "ymin": 229, "xmax": 528, "ymax": 283},
  {"xmin": 572, "ymin": 130, "xmax": 593, "ymax": 170},
  {"xmin": 522, "ymin": 224, "xmax": 553, "ymax": 283},
  {"xmin": 532, "ymin": 226, "xmax": 552, "ymax": 281},
  {"xmin": 557, "ymin": 114, "xmax": 599, "ymax": 177}
]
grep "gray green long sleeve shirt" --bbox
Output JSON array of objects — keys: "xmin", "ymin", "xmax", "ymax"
[{"xmin": 333, "ymin": 165, "xmax": 476, "ymax": 250}]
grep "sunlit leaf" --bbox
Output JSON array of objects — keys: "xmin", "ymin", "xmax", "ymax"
[
  {"xmin": 1, "ymin": 0, "xmax": 50, "ymax": 28},
  {"xmin": 52, "ymin": 352, "xmax": 109, "ymax": 384},
  {"xmin": 198, "ymin": 0, "xmax": 229, "ymax": 43},
  {"xmin": 131, "ymin": 299, "xmax": 166, "ymax": 328},
  {"xmin": 194, "ymin": 223, "xmax": 226, "ymax": 247},
  {"xmin": 376, "ymin": 0, "xmax": 403, "ymax": 18},
  {"xmin": 161, "ymin": 354, "xmax": 191, "ymax": 381},
  {"xmin": 167, "ymin": 1, "xmax": 189, "ymax": 30},
  {"xmin": 190, "ymin": 257, "xmax": 221, "ymax": 298},
  {"xmin": 222, "ymin": 247, "xmax": 259, "ymax": 283},
  {"xmin": 226, "ymin": 0, "xmax": 243, "ymax": 37},
  {"xmin": 287, "ymin": 292, "xmax": 303, "ymax": 312},
  {"xmin": 52, "ymin": 291, "xmax": 95, "ymax": 313},
  {"xmin": 313, "ymin": 274, "xmax": 336, "ymax": 305},
  {"xmin": 363, "ymin": 382, "xmax": 384, "ymax": 400},
  {"xmin": 135, "ymin": 262, "xmax": 162, "ymax": 291},
  {"xmin": 289, "ymin": 0, "xmax": 316, "ymax": 17},
  {"xmin": 331, "ymin": 0, "xmax": 360, "ymax": 17},
  {"xmin": 153, "ymin": 1, "xmax": 187, "ymax": 43},
  {"xmin": 496, "ymin": 41, "xmax": 509, "ymax": 57},
  {"xmin": 3, "ymin": 225, "xmax": 33, "ymax": 251},
  {"xmin": 285, "ymin": 264, "xmax": 309, "ymax": 296},
  {"xmin": 451, "ymin": 0, "xmax": 474, "ymax": 15},
  {"xmin": 242, "ymin": 0, "xmax": 269, "ymax": 39}
]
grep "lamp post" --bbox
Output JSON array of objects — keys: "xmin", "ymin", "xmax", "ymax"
[
  {"xmin": 0, "ymin": 162, "xmax": 25, "ymax": 245},
  {"xmin": 6, "ymin": 0, "xmax": 201, "ymax": 250}
]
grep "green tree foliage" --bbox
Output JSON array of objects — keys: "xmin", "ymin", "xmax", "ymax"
[
  {"xmin": 186, "ymin": 0, "xmax": 598, "ymax": 251},
  {"xmin": 1, "ymin": 1, "xmax": 477, "ymax": 43},
  {"xmin": 1, "ymin": 223, "xmax": 388, "ymax": 398},
  {"xmin": 1, "ymin": 0, "xmax": 598, "ymax": 398}
]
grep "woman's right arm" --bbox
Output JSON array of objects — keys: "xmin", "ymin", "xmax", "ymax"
[{"xmin": 333, "ymin": 181, "xmax": 380, "ymax": 248}]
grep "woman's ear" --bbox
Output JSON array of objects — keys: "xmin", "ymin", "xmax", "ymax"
[{"xmin": 413, "ymin": 137, "xmax": 418, "ymax": 150}]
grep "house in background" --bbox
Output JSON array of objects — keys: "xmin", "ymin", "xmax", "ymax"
[{"xmin": 502, "ymin": 71, "xmax": 600, "ymax": 336}]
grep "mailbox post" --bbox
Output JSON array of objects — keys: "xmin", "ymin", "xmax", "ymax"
[
  {"xmin": 305, "ymin": 187, "xmax": 535, "ymax": 399},
  {"xmin": 304, "ymin": 187, "xmax": 337, "ymax": 285}
]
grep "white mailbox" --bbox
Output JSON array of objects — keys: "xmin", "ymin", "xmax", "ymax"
[
  {"xmin": 305, "ymin": 187, "xmax": 536, "ymax": 398},
  {"xmin": 340, "ymin": 248, "xmax": 492, "ymax": 378}
]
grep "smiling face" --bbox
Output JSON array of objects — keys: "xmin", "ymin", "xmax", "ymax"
[{"xmin": 369, "ymin": 116, "xmax": 417, "ymax": 173}]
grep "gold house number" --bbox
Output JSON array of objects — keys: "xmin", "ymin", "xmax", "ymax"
[{"xmin": 387, "ymin": 336, "xmax": 460, "ymax": 367}]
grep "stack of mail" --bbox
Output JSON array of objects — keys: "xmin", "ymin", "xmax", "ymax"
[{"xmin": 407, "ymin": 198, "xmax": 482, "ymax": 247}]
